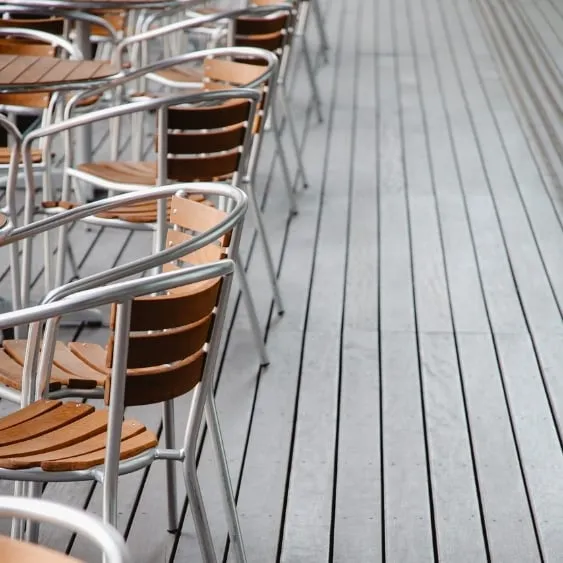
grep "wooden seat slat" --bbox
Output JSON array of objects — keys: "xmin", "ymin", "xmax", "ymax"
[
  {"xmin": 0, "ymin": 419, "xmax": 145, "ymax": 470},
  {"xmin": 52, "ymin": 341, "xmax": 107, "ymax": 386},
  {"xmin": 2, "ymin": 340, "xmax": 79, "ymax": 386},
  {"xmin": 41, "ymin": 429, "xmax": 157, "ymax": 471},
  {"xmin": 0, "ymin": 399, "xmax": 61, "ymax": 432},
  {"xmin": 0, "ymin": 402, "xmax": 93, "ymax": 447},
  {"xmin": 0, "ymin": 409, "xmax": 108, "ymax": 458}
]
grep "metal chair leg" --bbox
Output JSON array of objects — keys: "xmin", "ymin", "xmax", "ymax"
[
  {"xmin": 272, "ymin": 131, "xmax": 298, "ymax": 214},
  {"xmin": 184, "ymin": 453, "xmax": 218, "ymax": 563},
  {"xmin": 244, "ymin": 182, "xmax": 284, "ymax": 316},
  {"xmin": 301, "ymin": 35, "xmax": 324, "ymax": 123},
  {"xmin": 205, "ymin": 394, "xmax": 247, "ymax": 563},
  {"xmin": 309, "ymin": 0, "xmax": 330, "ymax": 62},
  {"xmin": 234, "ymin": 256, "xmax": 270, "ymax": 366},
  {"xmin": 277, "ymin": 87, "xmax": 309, "ymax": 189},
  {"xmin": 11, "ymin": 482, "xmax": 26, "ymax": 540},
  {"xmin": 163, "ymin": 399, "xmax": 179, "ymax": 532},
  {"xmin": 24, "ymin": 482, "xmax": 42, "ymax": 543}
]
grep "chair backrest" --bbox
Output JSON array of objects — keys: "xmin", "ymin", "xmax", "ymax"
[
  {"xmin": 234, "ymin": 10, "xmax": 291, "ymax": 54},
  {"xmin": 201, "ymin": 51, "xmax": 278, "ymax": 134},
  {"xmin": 155, "ymin": 89, "xmax": 259, "ymax": 184},
  {"xmin": 103, "ymin": 193, "xmax": 234, "ymax": 406},
  {"xmin": 90, "ymin": 10, "xmax": 127, "ymax": 37},
  {"xmin": 0, "ymin": 15, "xmax": 65, "ymax": 36}
]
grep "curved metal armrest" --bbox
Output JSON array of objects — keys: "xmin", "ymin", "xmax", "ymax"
[
  {"xmin": 62, "ymin": 45, "xmax": 277, "ymax": 115},
  {"xmin": 3, "ymin": 181, "xmax": 247, "ymax": 303},
  {"xmin": 0, "ymin": 496, "xmax": 130, "ymax": 563},
  {"xmin": 0, "ymin": 6, "xmax": 120, "ymax": 44},
  {"xmin": 0, "ymin": 258, "xmax": 235, "ymax": 331},
  {"xmin": 116, "ymin": 4, "xmax": 293, "ymax": 62}
]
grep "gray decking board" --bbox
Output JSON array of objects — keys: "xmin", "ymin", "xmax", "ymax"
[{"xmin": 3, "ymin": 0, "xmax": 563, "ymax": 560}]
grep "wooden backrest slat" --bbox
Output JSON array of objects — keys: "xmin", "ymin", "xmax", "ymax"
[
  {"xmin": 0, "ymin": 38, "xmax": 55, "ymax": 57},
  {"xmin": 108, "ymin": 314, "xmax": 213, "ymax": 369},
  {"xmin": 235, "ymin": 13, "xmax": 288, "ymax": 35},
  {"xmin": 0, "ymin": 16, "xmax": 65, "ymax": 35},
  {"xmin": 166, "ymin": 229, "xmax": 225, "ymax": 265},
  {"xmin": 167, "ymin": 98, "xmax": 251, "ymax": 130},
  {"xmin": 121, "ymin": 275, "xmax": 221, "ymax": 332},
  {"xmin": 235, "ymin": 31, "xmax": 285, "ymax": 52},
  {"xmin": 166, "ymin": 151, "xmax": 241, "ymax": 182},
  {"xmin": 165, "ymin": 124, "xmax": 246, "ymax": 154},
  {"xmin": 169, "ymin": 194, "xmax": 230, "ymax": 244},
  {"xmin": 90, "ymin": 10, "xmax": 127, "ymax": 35},
  {"xmin": 121, "ymin": 351, "xmax": 205, "ymax": 406},
  {"xmin": 0, "ymin": 92, "xmax": 50, "ymax": 107}
]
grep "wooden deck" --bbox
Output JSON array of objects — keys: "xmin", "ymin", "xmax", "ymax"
[{"xmin": 2, "ymin": 0, "xmax": 563, "ymax": 560}]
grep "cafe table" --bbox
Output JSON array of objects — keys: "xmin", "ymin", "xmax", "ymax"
[
  {"xmin": 0, "ymin": 0, "xmax": 201, "ymax": 165},
  {"xmin": 0, "ymin": 54, "xmax": 122, "ymax": 330}
]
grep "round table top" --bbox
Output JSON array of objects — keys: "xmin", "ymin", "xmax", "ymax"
[
  {"xmin": 0, "ymin": 0, "xmax": 199, "ymax": 11},
  {"xmin": 0, "ymin": 54, "xmax": 121, "ymax": 92}
]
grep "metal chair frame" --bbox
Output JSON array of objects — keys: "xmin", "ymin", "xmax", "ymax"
[
  {"xmin": 130, "ymin": 5, "xmax": 312, "ymax": 192},
  {"xmin": 0, "ymin": 495, "xmax": 130, "ymax": 563},
  {"xmin": 0, "ymin": 181, "xmax": 249, "ymax": 563},
  {"xmin": 0, "ymin": 114, "xmax": 22, "ymax": 342},
  {"xmin": 48, "ymin": 51, "xmax": 288, "ymax": 362}
]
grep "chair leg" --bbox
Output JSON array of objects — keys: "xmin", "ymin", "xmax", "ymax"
[
  {"xmin": 301, "ymin": 35, "xmax": 324, "ymax": 123},
  {"xmin": 54, "ymin": 224, "xmax": 69, "ymax": 288},
  {"xmin": 163, "ymin": 399, "xmax": 179, "ymax": 532},
  {"xmin": 309, "ymin": 0, "xmax": 330, "ymax": 62},
  {"xmin": 244, "ymin": 183, "xmax": 285, "ymax": 316},
  {"xmin": 43, "ymin": 230, "xmax": 53, "ymax": 295},
  {"xmin": 184, "ymin": 453, "xmax": 218, "ymax": 563},
  {"xmin": 205, "ymin": 394, "xmax": 247, "ymax": 563},
  {"xmin": 269, "ymin": 115, "xmax": 299, "ymax": 214},
  {"xmin": 25, "ymin": 482, "xmax": 43, "ymax": 543},
  {"xmin": 10, "ymin": 482, "xmax": 26, "ymax": 540},
  {"xmin": 277, "ymin": 87, "xmax": 310, "ymax": 190},
  {"xmin": 234, "ymin": 257, "xmax": 270, "ymax": 366}
]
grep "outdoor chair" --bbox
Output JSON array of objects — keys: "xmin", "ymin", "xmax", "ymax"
[
  {"xmin": 178, "ymin": 0, "xmax": 324, "ymax": 119},
  {"xmin": 0, "ymin": 495, "xmax": 130, "ymax": 563},
  {"xmin": 43, "ymin": 52, "xmax": 288, "ymax": 362},
  {"xmin": 0, "ymin": 181, "xmax": 248, "ymax": 563},
  {"xmin": 131, "ymin": 5, "xmax": 312, "ymax": 192}
]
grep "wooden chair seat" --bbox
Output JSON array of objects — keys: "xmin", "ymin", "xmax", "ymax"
[
  {"xmin": 0, "ymin": 534, "xmax": 83, "ymax": 563},
  {"xmin": 78, "ymin": 161, "xmax": 158, "ymax": 185},
  {"xmin": 0, "ymin": 148, "xmax": 43, "ymax": 164},
  {"xmin": 0, "ymin": 340, "xmax": 107, "ymax": 392},
  {"xmin": 0, "ymin": 398, "xmax": 157, "ymax": 471},
  {"xmin": 77, "ymin": 161, "xmax": 233, "ymax": 192},
  {"xmin": 155, "ymin": 66, "xmax": 205, "ymax": 84}
]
